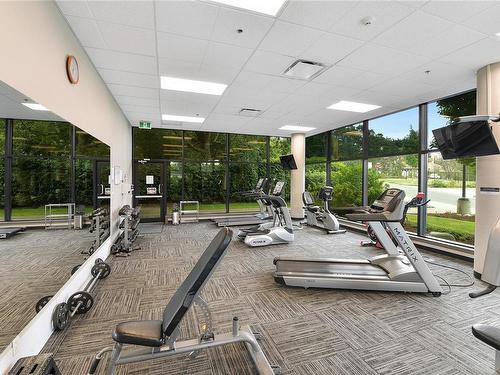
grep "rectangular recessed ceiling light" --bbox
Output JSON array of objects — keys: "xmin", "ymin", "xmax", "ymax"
[
  {"xmin": 328, "ymin": 100, "xmax": 381, "ymax": 113},
  {"xmin": 279, "ymin": 125, "xmax": 316, "ymax": 132},
  {"xmin": 209, "ymin": 0, "xmax": 287, "ymax": 16},
  {"xmin": 496, "ymin": 32, "xmax": 500, "ymax": 37},
  {"xmin": 22, "ymin": 102, "xmax": 48, "ymax": 111},
  {"xmin": 161, "ymin": 76, "xmax": 227, "ymax": 95},
  {"xmin": 162, "ymin": 114, "xmax": 205, "ymax": 123}
]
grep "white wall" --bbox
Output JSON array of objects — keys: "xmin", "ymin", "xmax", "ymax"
[{"xmin": 0, "ymin": 1, "xmax": 132, "ymax": 372}]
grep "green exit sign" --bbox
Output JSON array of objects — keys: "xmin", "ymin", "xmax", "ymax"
[{"xmin": 139, "ymin": 121, "xmax": 151, "ymax": 129}]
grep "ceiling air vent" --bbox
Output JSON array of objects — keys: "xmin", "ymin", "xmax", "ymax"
[
  {"xmin": 239, "ymin": 108, "xmax": 262, "ymax": 117},
  {"xmin": 282, "ymin": 59, "xmax": 327, "ymax": 80}
]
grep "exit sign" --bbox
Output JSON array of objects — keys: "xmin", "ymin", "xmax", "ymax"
[{"xmin": 139, "ymin": 121, "xmax": 151, "ymax": 129}]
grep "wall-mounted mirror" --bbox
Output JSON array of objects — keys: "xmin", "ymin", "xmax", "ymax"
[{"xmin": 0, "ymin": 80, "xmax": 110, "ymax": 353}]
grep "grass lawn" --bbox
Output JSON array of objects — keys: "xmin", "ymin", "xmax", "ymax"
[
  {"xmin": 382, "ymin": 178, "xmax": 475, "ymax": 188},
  {"xmin": 406, "ymin": 213, "xmax": 475, "ymax": 244}
]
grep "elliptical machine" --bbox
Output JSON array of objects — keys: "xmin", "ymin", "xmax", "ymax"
[
  {"xmin": 302, "ymin": 186, "xmax": 345, "ymax": 234},
  {"xmin": 244, "ymin": 191, "xmax": 294, "ymax": 247},
  {"xmin": 237, "ymin": 181, "xmax": 284, "ymax": 240}
]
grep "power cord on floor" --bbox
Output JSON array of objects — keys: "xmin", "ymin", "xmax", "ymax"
[{"xmin": 423, "ymin": 257, "xmax": 475, "ymax": 294}]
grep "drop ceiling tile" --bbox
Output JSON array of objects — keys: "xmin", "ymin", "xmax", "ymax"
[
  {"xmin": 155, "ymin": 0, "xmax": 218, "ymax": 39},
  {"xmin": 98, "ymin": 69, "xmax": 159, "ymax": 89},
  {"xmin": 337, "ymin": 43, "xmax": 430, "ymax": 76},
  {"xmin": 203, "ymin": 42, "xmax": 253, "ymax": 69},
  {"xmin": 300, "ymin": 32, "xmax": 364, "ymax": 65},
  {"xmin": 87, "ymin": 1, "xmax": 155, "ymax": 29},
  {"xmin": 243, "ymin": 50, "xmax": 296, "ymax": 76},
  {"xmin": 120, "ymin": 103, "xmax": 159, "ymax": 114},
  {"xmin": 279, "ymin": 1, "xmax": 357, "ymax": 31},
  {"xmin": 314, "ymin": 65, "xmax": 388, "ymax": 90},
  {"xmin": 107, "ymin": 83, "xmax": 159, "ymax": 99},
  {"xmin": 158, "ymin": 59, "xmax": 240, "ymax": 83},
  {"xmin": 421, "ymin": 1, "xmax": 495, "ymax": 23},
  {"xmin": 438, "ymin": 37, "xmax": 500, "ymax": 70},
  {"xmin": 56, "ymin": 1, "xmax": 92, "ymax": 17},
  {"xmin": 258, "ymin": 21, "xmax": 324, "ymax": 57},
  {"xmin": 65, "ymin": 16, "xmax": 106, "ymax": 49},
  {"xmin": 260, "ymin": 108, "xmax": 289, "ymax": 120},
  {"xmin": 210, "ymin": 7, "xmax": 274, "ymax": 49},
  {"xmin": 330, "ymin": 1, "xmax": 415, "ymax": 41},
  {"xmin": 345, "ymin": 89, "xmax": 409, "ymax": 108},
  {"xmin": 156, "ymin": 32, "xmax": 208, "ymax": 63},
  {"xmin": 86, "ymin": 47, "xmax": 157, "ymax": 75},
  {"xmin": 201, "ymin": 114, "xmax": 252, "ymax": 131},
  {"xmin": 412, "ymin": 24, "xmax": 486, "ymax": 59},
  {"xmin": 372, "ymin": 10, "xmax": 454, "ymax": 52},
  {"xmin": 233, "ymin": 71, "xmax": 305, "ymax": 93},
  {"xmin": 399, "ymin": 61, "xmax": 476, "ymax": 87},
  {"xmin": 368, "ymin": 77, "xmax": 435, "ymax": 98},
  {"xmin": 217, "ymin": 86, "xmax": 288, "ymax": 111},
  {"xmin": 97, "ymin": 22, "xmax": 156, "ymax": 56},
  {"xmin": 464, "ymin": 4, "xmax": 500, "ymax": 36},
  {"xmin": 115, "ymin": 95, "xmax": 158, "ymax": 108}
]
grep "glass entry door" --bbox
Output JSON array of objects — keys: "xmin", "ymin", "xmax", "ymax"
[
  {"xmin": 134, "ymin": 161, "xmax": 165, "ymax": 222},
  {"xmin": 95, "ymin": 161, "xmax": 111, "ymax": 211}
]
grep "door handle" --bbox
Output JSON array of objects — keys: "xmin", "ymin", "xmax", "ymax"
[
  {"xmin": 100, "ymin": 184, "xmax": 104, "ymax": 195},
  {"xmin": 158, "ymin": 184, "xmax": 162, "ymax": 194}
]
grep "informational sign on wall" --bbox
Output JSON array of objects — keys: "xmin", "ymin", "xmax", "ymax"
[
  {"xmin": 479, "ymin": 187, "xmax": 500, "ymax": 195},
  {"xmin": 146, "ymin": 175, "xmax": 154, "ymax": 184}
]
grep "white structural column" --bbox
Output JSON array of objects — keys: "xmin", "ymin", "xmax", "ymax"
[
  {"xmin": 290, "ymin": 133, "xmax": 306, "ymax": 219},
  {"xmin": 474, "ymin": 62, "xmax": 500, "ymax": 275}
]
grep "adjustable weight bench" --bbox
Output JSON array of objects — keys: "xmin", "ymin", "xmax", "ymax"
[
  {"xmin": 472, "ymin": 324, "xmax": 500, "ymax": 373},
  {"xmin": 89, "ymin": 227, "xmax": 281, "ymax": 375}
]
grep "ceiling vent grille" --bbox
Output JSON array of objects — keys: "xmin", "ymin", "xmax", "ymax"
[
  {"xmin": 282, "ymin": 59, "xmax": 327, "ymax": 80},
  {"xmin": 239, "ymin": 108, "xmax": 262, "ymax": 117}
]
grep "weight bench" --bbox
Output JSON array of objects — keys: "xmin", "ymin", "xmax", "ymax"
[
  {"xmin": 89, "ymin": 227, "xmax": 281, "ymax": 375},
  {"xmin": 472, "ymin": 324, "xmax": 500, "ymax": 373}
]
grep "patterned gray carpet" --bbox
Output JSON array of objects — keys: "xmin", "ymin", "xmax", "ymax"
[
  {"xmin": 0, "ymin": 229, "xmax": 93, "ymax": 352},
  {"xmin": 36, "ymin": 223, "xmax": 500, "ymax": 374}
]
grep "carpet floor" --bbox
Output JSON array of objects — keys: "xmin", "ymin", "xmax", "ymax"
[{"xmin": 37, "ymin": 222, "xmax": 500, "ymax": 375}]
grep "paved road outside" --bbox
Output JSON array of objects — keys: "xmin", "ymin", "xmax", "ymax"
[{"xmin": 388, "ymin": 183, "xmax": 476, "ymax": 214}]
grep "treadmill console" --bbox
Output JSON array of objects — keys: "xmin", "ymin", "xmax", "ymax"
[
  {"xmin": 272, "ymin": 181, "xmax": 285, "ymax": 196},
  {"xmin": 370, "ymin": 188, "xmax": 404, "ymax": 213}
]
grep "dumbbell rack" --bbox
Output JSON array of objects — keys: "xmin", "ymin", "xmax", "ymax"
[
  {"xmin": 83, "ymin": 208, "xmax": 110, "ymax": 255},
  {"xmin": 111, "ymin": 205, "xmax": 141, "ymax": 256}
]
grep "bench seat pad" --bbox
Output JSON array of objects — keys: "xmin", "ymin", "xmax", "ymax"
[{"xmin": 112, "ymin": 320, "xmax": 163, "ymax": 347}]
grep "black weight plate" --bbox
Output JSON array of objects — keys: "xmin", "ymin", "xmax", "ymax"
[
  {"xmin": 91, "ymin": 262, "xmax": 111, "ymax": 279},
  {"xmin": 52, "ymin": 303, "xmax": 69, "ymax": 331},
  {"xmin": 35, "ymin": 295, "xmax": 53, "ymax": 313},
  {"xmin": 95, "ymin": 258, "xmax": 103, "ymax": 264},
  {"xmin": 71, "ymin": 264, "xmax": 81, "ymax": 275},
  {"xmin": 68, "ymin": 291, "xmax": 94, "ymax": 314}
]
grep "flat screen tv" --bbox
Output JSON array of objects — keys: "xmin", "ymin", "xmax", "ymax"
[
  {"xmin": 432, "ymin": 117, "xmax": 500, "ymax": 159},
  {"xmin": 280, "ymin": 154, "xmax": 297, "ymax": 170}
]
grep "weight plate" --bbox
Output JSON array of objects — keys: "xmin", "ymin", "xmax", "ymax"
[
  {"xmin": 35, "ymin": 295, "xmax": 53, "ymax": 313},
  {"xmin": 95, "ymin": 258, "xmax": 103, "ymax": 264},
  {"xmin": 71, "ymin": 264, "xmax": 81, "ymax": 275},
  {"xmin": 91, "ymin": 262, "xmax": 111, "ymax": 279},
  {"xmin": 68, "ymin": 291, "xmax": 94, "ymax": 314},
  {"xmin": 52, "ymin": 303, "xmax": 69, "ymax": 331}
]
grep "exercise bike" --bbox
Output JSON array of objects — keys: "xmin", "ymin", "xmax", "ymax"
[
  {"xmin": 302, "ymin": 186, "xmax": 346, "ymax": 234},
  {"xmin": 361, "ymin": 192, "xmax": 429, "ymax": 250}
]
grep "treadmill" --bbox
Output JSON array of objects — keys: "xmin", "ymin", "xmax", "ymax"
[
  {"xmin": 273, "ymin": 188, "xmax": 443, "ymax": 296},
  {"xmin": 213, "ymin": 180, "xmax": 284, "ymax": 228}
]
